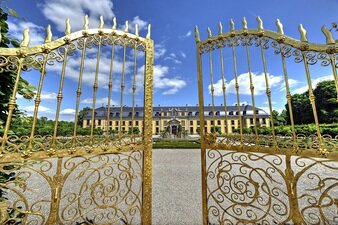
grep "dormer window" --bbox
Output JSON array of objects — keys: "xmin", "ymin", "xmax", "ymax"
[
  {"xmin": 188, "ymin": 112, "xmax": 192, "ymax": 116},
  {"xmin": 135, "ymin": 112, "xmax": 140, "ymax": 117},
  {"xmin": 155, "ymin": 111, "xmax": 161, "ymax": 117},
  {"xmin": 195, "ymin": 112, "xmax": 199, "ymax": 116},
  {"xmin": 208, "ymin": 111, "xmax": 213, "ymax": 116},
  {"xmin": 229, "ymin": 111, "xmax": 234, "ymax": 115},
  {"xmin": 115, "ymin": 112, "xmax": 120, "ymax": 117},
  {"xmin": 216, "ymin": 111, "xmax": 220, "ymax": 116}
]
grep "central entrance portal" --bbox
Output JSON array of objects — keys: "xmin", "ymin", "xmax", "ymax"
[{"xmin": 171, "ymin": 125, "xmax": 178, "ymax": 135}]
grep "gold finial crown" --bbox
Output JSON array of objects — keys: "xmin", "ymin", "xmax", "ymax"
[
  {"xmin": 321, "ymin": 25, "xmax": 335, "ymax": 44},
  {"xmin": 194, "ymin": 26, "xmax": 200, "ymax": 42},
  {"xmin": 83, "ymin": 15, "xmax": 89, "ymax": 30},
  {"xmin": 230, "ymin": 19, "xmax": 235, "ymax": 32},
  {"xmin": 146, "ymin": 24, "xmax": 151, "ymax": 39},
  {"xmin": 135, "ymin": 24, "xmax": 139, "ymax": 36},
  {"xmin": 44, "ymin": 25, "xmax": 52, "ymax": 43},
  {"xmin": 112, "ymin": 17, "xmax": 117, "ymax": 30},
  {"xmin": 298, "ymin": 24, "xmax": 308, "ymax": 42},
  {"xmin": 218, "ymin": 22, "xmax": 223, "ymax": 34},
  {"xmin": 99, "ymin": 16, "xmax": 104, "ymax": 29},
  {"xmin": 124, "ymin": 21, "xmax": 129, "ymax": 33},
  {"xmin": 276, "ymin": 19, "xmax": 284, "ymax": 35},
  {"xmin": 65, "ymin": 18, "xmax": 71, "ymax": 35},
  {"xmin": 20, "ymin": 28, "xmax": 30, "ymax": 47},
  {"xmin": 257, "ymin": 16, "xmax": 263, "ymax": 31},
  {"xmin": 207, "ymin": 27, "xmax": 212, "ymax": 38},
  {"xmin": 242, "ymin": 17, "xmax": 248, "ymax": 30}
]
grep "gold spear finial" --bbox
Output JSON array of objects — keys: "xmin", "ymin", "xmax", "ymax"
[
  {"xmin": 65, "ymin": 18, "xmax": 71, "ymax": 35},
  {"xmin": 135, "ymin": 24, "xmax": 139, "ymax": 36},
  {"xmin": 112, "ymin": 17, "xmax": 117, "ymax": 30},
  {"xmin": 230, "ymin": 19, "xmax": 235, "ymax": 32},
  {"xmin": 83, "ymin": 15, "xmax": 89, "ymax": 30},
  {"xmin": 257, "ymin": 16, "xmax": 263, "ymax": 31},
  {"xmin": 20, "ymin": 28, "xmax": 30, "ymax": 47},
  {"xmin": 99, "ymin": 16, "xmax": 104, "ymax": 29},
  {"xmin": 207, "ymin": 27, "xmax": 212, "ymax": 38},
  {"xmin": 0, "ymin": 27, "xmax": 2, "ymax": 43},
  {"xmin": 44, "ymin": 25, "xmax": 52, "ymax": 43},
  {"xmin": 242, "ymin": 17, "xmax": 248, "ymax": 30},
  {"xmin": 276, "ymin": 19, "xmax": 284, "ymax": 35},
  {"xmin": 218, "ymin": 22, "xmax": 223, "ymax": 35},
  {"xmin": 194, "ymin": 26, "xmax": 200, "ymax": 42},
  {"xmin": 124, "ymin": 21, "xmax": 129, "ymax": 33},
  {"xmin": 298, "ymin": 24, "xmax": 308, "ymax": 42},
  {"xmin": 321, "ymin": 25, "xmax": 335, "ymax": 44},
  {"xmin": 146, "ymin": 24, "xmax": 151, "ymax": 39}
]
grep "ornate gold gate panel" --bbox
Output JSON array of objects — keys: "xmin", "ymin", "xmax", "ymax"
[
  {"xmin": 195, "ymin": 17, "xmax": 338, "ymax": 225},
  {"xmin": 0, "ymin": 16, "xmax": 153, "ymax": 224}
]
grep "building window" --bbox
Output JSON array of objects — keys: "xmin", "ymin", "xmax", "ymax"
[
  {"xmin": 156, "ymin": 127, "xmax": 159, "ymax": 134},
  {"xmin": 115, "ymin": 112, "xmax": 120, "ymax": 117},
  {"xmin": 262, "ymin": 118, "xmax": 266, "ymax": 124},
  {"xmin": 229, "ymin": 111, "xmax": 234, "ymax": 115},
  {"xmin": 135, "ymin": 112, "xmax": 140, "ymax": 117},
  {"xmin": 217, "ymin": 120, "xmax": 221, "ymax": 125},
  {"xmin": 98, "ymin": 120, "xmax": 101, "ymax": 126},
  {"xmin": 156, "ymin": 121, "xmax": 159, "ymax": 126},
  {"xmin": 115, "ymin": 127, "xmax": 118, "ymax": 131},
  {"xmin": 256, "ymin": 109, "xmax": 259, "ymax": 114},
  {"xmin": 190, "ymin": 121, "xmax": 193, "ymax": 125},
  {"xmin": 231, "ymin": 120, "xmax": 235, "ymax": 125},
  {"xmin": 236, "ymin": 111, "xmax": 239, "ymax": 115},
  {"xmin": 136, "ymin": 121, "xmax": 139, "ymax": 126},
  {"xmin": 109, "ymin": 121, "xmax": 112, "ymax": 126},
  {"xmin": 188, "ymin": 112, "xmax": 192, "ymax": 116},
  {"xmin": 211, "ymin": 121, "xmax": 214, "ymax": 125},
  {"xmin": 195, "ymin": 112, "xmax": 199, "ymax": 116},
  {"xmin": 115, "ymin": 121, "xmax": 119, "ymax": 126},
  {"xmin": 250, "ymin": 118, "xmax": 254, "ymax": 124},
  {"xmin": 87, "ymin": 119, "xmax": 90, "ymax": 125},
  {"xmin": 122, "ymin": 121, "xmax": 125, "ymax": 126},
  {"xmin": 216, "ymin": 111, "xmax": 220, "ymax": 116},
  {"xmin": 129, "ymin": 121, "xmax": 132, "ymax": 126},
  {"xmin": 155, "ymin": 112, "xmax": 161, "ymax": 117},
  {"xmin": 197, "ymin": 121, "xmax": 200, "ymax": 125},
  {"xmin": 190, "ymin": 127, "xmax": 193, "ymax": 134},
  {"xmin": 181, "ymin": 120, "xmax": 185, "ymax": 126}
]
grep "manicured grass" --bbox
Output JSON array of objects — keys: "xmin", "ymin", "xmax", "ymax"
[{"xmin": 153, "ymin": 140, "xmax": 201, "ymax": 149}]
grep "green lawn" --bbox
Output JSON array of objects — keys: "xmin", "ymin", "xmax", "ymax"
[{"xmin": 153, "ymin": 140, "xmax": 201, "ymax": 149}]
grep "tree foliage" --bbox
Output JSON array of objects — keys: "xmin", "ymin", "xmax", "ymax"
[
  {"xmin": 0, "ymin": 8, "xmax": 35, "ymax": 124},
  {"xmin": 284, "ymin": 80, "xmax": 338, "ymax": 125}
]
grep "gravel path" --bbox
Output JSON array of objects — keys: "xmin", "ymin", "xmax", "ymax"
[{"xmin": 153, "ymin": 149, "xmax": 202, "ymax": 225}]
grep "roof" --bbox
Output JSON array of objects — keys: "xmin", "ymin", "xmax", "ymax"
[{"xmin": 84, "ymin": 105, "xmax": 269, "ymax": 119}]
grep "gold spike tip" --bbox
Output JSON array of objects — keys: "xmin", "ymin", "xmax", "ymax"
[
  {"xmin": 207, "ymin": 27, "xmax": 212, "ymax": 38},
  {"xmin": 242, "ymin": 17, "xmax": 248, "ymax": 30},
  {"xmin": 276, "ymin": 19, "xmax": 284, "ymax": 35},
  {"xmin": 146, "ymin": 24, "xmax": 151, "ymax": 39},
  {"xmin": 83, "ymin": 15, "xmax": 89, "ymax": 30},
  {"xmin": 112, "ymin": 17, "xmax": 117, "ymax": 30},
  {"xmin": 194, "ymin": 26, "xmax": 200, "ymax": 42},
  {"xmin": 99, "ymin": 16, "xmax": 104, "ymax": 29},
  {"xmin": 65, "ymin": 18, "xmax": 71, "ymax": 35},
  {"xmin": 298, "ymin": 24, "xmax": 308, "ymax": 42},
  {"xmin": 257, "ymin": 16, "xmax": 263, "ymax": 31},
  {"xmin": 124, "ymin": 21, "xmax": 129, "ymax": 33},
  {"xmin": 321, "ymin": 25, "xmax": 335, "ymax": 44},
  {"xmin": 0, "ymin": 27, "xmax": 2, "ymax": 43},
  {"xmin": 230, "ymin": 19, "xmax": 235, "ymax": 32},
  {"xmin": 135, "ymin": 24, "xmax": 139, "ymax": 36},
  {"xmin": 218, "ymin": 22, "xmax": 223, "ymax": 35},
  {"xmin": 20, "ymin": 28, "xmax": 30, "ymax": 47},
  {"xmin": 44, "ymin": 25, "xmax": 52, "ymax": 43}
]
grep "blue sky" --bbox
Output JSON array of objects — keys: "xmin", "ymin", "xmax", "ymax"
[{"xmin": 5, "ymin": 0, "xmax": 338, "ymax": 120}]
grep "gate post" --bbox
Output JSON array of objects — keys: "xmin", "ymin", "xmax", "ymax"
[
  {"xmin": 142, "ymin": 27, "xmax": 154, "ymax": 225},
  {"xmin": 195, "ymin": 26, "xmax": 208, "ymax": 225}
]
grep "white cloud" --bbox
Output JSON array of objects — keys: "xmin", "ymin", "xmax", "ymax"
[
  {"xmin": 292, "ymin": 75, "xmax": 334, "ymax": 94},
  {"xmin": 40, "ymin": 92, "xmax": 57, "ymax": 101},
  {"xmin": 60, "ymin": 108, "xmax": 75, "ymax": 115},
  {"xmin": 180, "ymin": 51, "xmax": 187, "ymax": 58},
  {"xmin": 122, "ymin": 16, "xmax": 148, "ymax": 33},
  {"xmin": 211, "ymin": 72, "xmax": 283, "ymax": 96},
  {"xmin": 154, "ymin": 44, "xmax": 167, "ymax": 59},
  {"xmin": 39, "ymin": 0, "xmax": 115, "ymax": 32},
  {"xmin": 164, "ymin": 56, "xmax": 182, "ymax": 64},
  {"xmin": 180, "ymin": 30, "xmax": 192, "ymax": 39},
  {"xmin": 23, "ymin": 105, "xmax": 51, "ymax": 113},
  {"xmin": 7, "ymin": 20, "xmax": 45, "ymax": 46},
  {"xmin": 135, "ymin": 65, "xmax": 186, "ymax": 95},
  {"xmin": 81, "ymin": 97, "xmax": 118, "ymax": 106}
]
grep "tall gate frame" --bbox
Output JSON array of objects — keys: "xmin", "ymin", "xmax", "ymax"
[
  {"xmin": 195, "ymin": 17, "xmax": 338, "ymax": 225},
  {"xmin": 0, "ymin": 16, "xmax": 153, "ymax": 224}
]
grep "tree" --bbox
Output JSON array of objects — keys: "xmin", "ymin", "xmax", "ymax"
[
  {"xmin": 272, "ymin": 110, "xmax": 287, "ymax": 126},
  {"xmin": 78, "ymin": 107, "xmax": 91, "ymax": 126},
  {"xmin": 284, "ymin": 80, "xmax": 337, "ymax": 125},
  {"xmin": 0, "ymin": 8, "xmax": 35, "ymax": 124}
]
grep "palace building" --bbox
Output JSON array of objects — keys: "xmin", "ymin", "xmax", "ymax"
[{"xmin": 83, "ymin": 105, "xmax": 270, "ymax": 135}]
